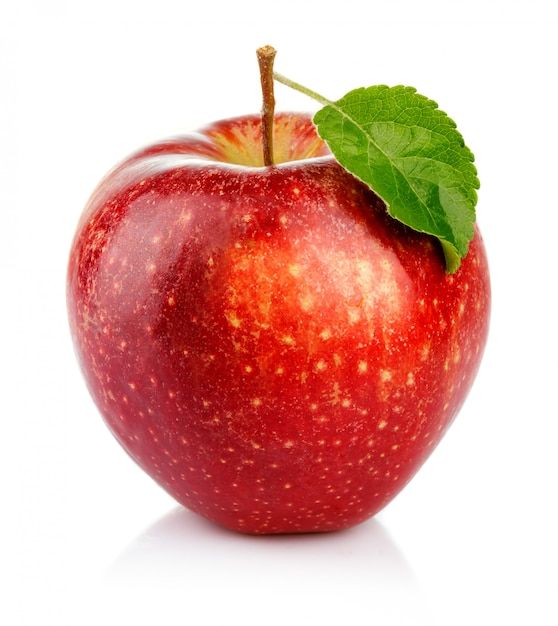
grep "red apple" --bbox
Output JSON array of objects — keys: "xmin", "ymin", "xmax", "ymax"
[{"xmin": 67, "ymin": 113, "xmax": 490, "ymax": 534}]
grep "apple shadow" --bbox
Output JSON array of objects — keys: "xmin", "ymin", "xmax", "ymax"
[{"xmin": 108, "ymin": 507, "xmax": 418, "ymax": 591}]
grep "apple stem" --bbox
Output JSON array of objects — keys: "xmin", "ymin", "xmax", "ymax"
[
  {"xmin": 256, "ymin": 45, "xmax": 277, "ymax": 167},
  {"xmin": 272, "ymin": 72, "xmax": 333, "ymax": 108}
]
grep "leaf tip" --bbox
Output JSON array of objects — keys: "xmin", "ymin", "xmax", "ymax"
[{"xmin": 440, "ymin": 240, "xmax": 463, "ymax": 274}]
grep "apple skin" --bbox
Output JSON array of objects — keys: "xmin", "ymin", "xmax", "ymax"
[{"xmin": 67, "ymin": 113, "xmax": 490, "ymax": 534}]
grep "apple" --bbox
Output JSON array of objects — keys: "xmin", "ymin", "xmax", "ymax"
[{"xmin": 67, "ymin": 112, "xmax": 490, "ymax": 534}]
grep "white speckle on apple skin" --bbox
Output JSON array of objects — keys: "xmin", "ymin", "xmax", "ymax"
[{"xmin": 67, "ymin": 113, "xmax": 490, "ymax": 535}]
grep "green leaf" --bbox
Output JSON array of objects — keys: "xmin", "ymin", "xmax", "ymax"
[{"xmin": 312, "ymin": 85, "xmax": 479, "ymax": 273}]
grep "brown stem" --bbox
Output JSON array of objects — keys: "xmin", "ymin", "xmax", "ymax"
[{"xmin": 256, "ymin": 45, "xmax": 276, "ymax": 166}]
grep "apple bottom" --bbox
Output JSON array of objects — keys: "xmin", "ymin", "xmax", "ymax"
[
  {"xmin": 94, "ymin": 270, "xmax": 488, "ymax": 538},
  {"xmin": 102, "ymin": 370, "xmax": 459, "ymax": 536},
  {"xmin": 155, "ymin": 456, "xmax": 411, "ymax": 535}
]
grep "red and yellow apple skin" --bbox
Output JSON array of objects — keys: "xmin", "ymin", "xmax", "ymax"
[{"xmin": 67, "ymin": 113, "xmax": 490, "ymax": 534}]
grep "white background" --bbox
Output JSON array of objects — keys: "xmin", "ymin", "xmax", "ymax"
[{"xmin": 2, "ymin": 1, "xmax": 557, "ymax": 624}]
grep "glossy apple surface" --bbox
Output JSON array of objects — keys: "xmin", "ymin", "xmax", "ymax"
[{"xmin": 67, "ymin": 113, "xmax": 490, "ymax": 534}]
